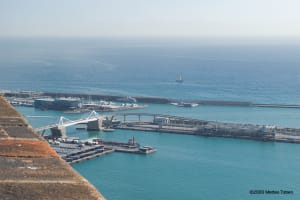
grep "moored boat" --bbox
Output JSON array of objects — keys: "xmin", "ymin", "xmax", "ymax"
[
  {"xmin": 103, "ymin": 128, "xmax": 115, "ymax": 132},
  {"xmin": 138, "ymin": 146, "xmax": 157, "ymax": 154}
]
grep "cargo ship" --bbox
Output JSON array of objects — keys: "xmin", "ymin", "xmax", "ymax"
[{"xmin": 34, "ymin": 97, "xmax": 81, "ymax": 110}]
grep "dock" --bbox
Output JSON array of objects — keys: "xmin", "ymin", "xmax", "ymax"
[
  {"xmin": 47, "ymin": 137, "xmax": 156, "ymax": 164},
  {"xmin": 49, "ymin": 141, "xmax": 115, "ymax": 164},
  {"xmin": 117, "ymin": 121, "xmax": 300, "ymax": 144},
  {"xmin": 96, "ymin": 138, "xmax": 157, "ymax": 154},
  {"xmin": 111, "ymin": 113, "xmax": 300, "ymax": 144}
]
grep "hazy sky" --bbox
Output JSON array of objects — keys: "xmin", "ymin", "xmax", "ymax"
[{"xmin": 0, "ymin": 0, "xmax": 300, "ymax": 38}]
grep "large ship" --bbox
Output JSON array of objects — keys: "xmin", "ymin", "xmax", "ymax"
[{"xmin": 34, "ymin": 97, "xmax": 81, "ymax": 110}]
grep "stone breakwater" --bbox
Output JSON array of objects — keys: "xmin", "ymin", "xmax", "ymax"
[
  {"xmin": 194, "ymin": 121, "xmax": 300, "ymax": 143},
  {"xmin": 118, "ymin": 119, "xmax": 300, "ymax": 144},
  {"xmin": 3, "ymin": 90, "xmax": 300, "ymax": 108}
]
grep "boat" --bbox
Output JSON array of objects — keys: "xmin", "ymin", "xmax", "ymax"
[
  {"xmin": 103, "ymin": 128, "xmax": 115, "ymax": 132},
  {"xmin": 81, "ymin": 101, "xmax": 117, "ymax": 112},
  {"xmin": 171, "ymin": 102, "xmax": 199, "ymax": 107},
  {"xmin": 138, "ymin": 146, "xmax": 157, "ymax": 154},
  {"xmin": 176, "ymin": 73, "xmax": 183, "ymax": 83}
]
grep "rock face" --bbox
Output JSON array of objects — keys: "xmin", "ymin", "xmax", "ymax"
[{"xmin": 0, "ymin": 96, "xmax": 105, "ymax": 200}]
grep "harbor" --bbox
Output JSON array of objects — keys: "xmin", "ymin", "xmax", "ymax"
[
  {"xmin": 4, "ymin": 91, "xmax": 300, "ymax": 169},
  {"xmin": 2, "ymin": 85, "xmax": 300, "ymax": 199},
  {"xmin": 1, "ymin": 28, "xmax": 300, "ymax": 200},
  {"xmin": 2, "ymin": 37, "xmax": 300, "ymax": 200}
]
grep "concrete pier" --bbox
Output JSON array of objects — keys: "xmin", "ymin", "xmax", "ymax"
[{"xmin": 115, "ymin": 113, "xmax": 300, "ymax": 144}]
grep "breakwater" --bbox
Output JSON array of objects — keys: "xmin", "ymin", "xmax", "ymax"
[
  {"xmin": 3, "ymin": 90, "xmax": 300, "ymax": 108},
  {"xmin": 116, "ymin": 115, "xmax": 300, "ymax": 144}
]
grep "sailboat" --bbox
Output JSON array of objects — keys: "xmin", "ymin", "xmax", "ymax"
[{"xmin": 176, "ymin": 73, "xmax": 183, "ymax": 83}]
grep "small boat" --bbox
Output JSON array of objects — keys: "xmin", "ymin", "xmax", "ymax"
[
  {"xmin": 176, "ymin": 73, "xmax": 183, "ymax": 83},
  {"xmin": 171, "ymin": 102, "xmax": 199, "ymax": 107},
  {"xmin": 139, "ymin": 146, "xmax": 157, "ymax": 154},
  {"xmin": 103, "ymin": 128, "xmax": 115, "ymax": 132}
]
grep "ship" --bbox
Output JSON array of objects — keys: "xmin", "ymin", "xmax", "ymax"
[
  {"xmin": 176, "ymin": 73, "xmax": 183, "ymax": 83},
  {"xmin": 34, "ymin": 97, "xmax": 81, "ymax": 110},
  {"xmin": 170, "ymin": 101, "xmax": 199, "ymax": 107}
]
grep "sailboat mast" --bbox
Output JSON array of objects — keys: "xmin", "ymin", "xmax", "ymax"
[{"xmin": 176, "ymin": 73, "xmax": 183, "ymax": 83}]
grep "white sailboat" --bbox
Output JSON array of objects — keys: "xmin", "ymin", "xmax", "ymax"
[{"xmin": 176, "ymin": 73, "xmax": 183, "ymax": 83}]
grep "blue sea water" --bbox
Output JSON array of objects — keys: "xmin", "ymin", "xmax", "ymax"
[
  {"xmin": 2, "ymin": 38, "xmax": 300, "ymax": 199},
  {"xmin": 16, "ymin": 105, "xmax": 300, "ymax": 200},
  {"xmin": 1, "ymin": 38, "xmax": 300, "ymax": 103}
]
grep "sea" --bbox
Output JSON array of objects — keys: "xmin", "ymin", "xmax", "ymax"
[{"xmin": 1, "ymin": 37, "xmax": 300, "ymax": 199}]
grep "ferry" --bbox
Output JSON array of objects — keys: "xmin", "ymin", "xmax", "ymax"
[
  {"xmin": 139, "ymin": 146, "xmax": 157, "ymax": 154},
  {"xmin": 171, "ymin": 102, "xmax": 199, "ymax": 107}
]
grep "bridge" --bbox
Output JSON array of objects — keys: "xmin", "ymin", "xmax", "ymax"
[
  {"xmin": 111, "ymin": 112, "xmax": 207, "ymax": 126},
  {"xmin": 35, "ymin": 111, "xmax": 105, "ymax": 138},
  {"xmin": 36, "ymin": 112, "xmax": 206, "ymax": 131}
]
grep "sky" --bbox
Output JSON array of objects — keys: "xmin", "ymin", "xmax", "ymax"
[{"xmin": 0, "ymin": 0, "xmax": 300, "ymax": 38}]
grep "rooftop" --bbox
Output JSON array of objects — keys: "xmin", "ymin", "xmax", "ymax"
[{"xmin": 0, "ymin": 96, "xmax": 105, "ymax": 200}]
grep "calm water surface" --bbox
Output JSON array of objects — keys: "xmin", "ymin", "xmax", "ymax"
[{"xmin": 17, "ymin": 104, "xmax": 300, "ymax": 200}]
